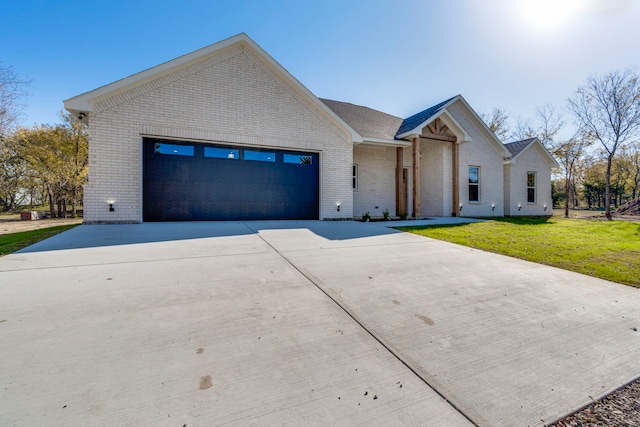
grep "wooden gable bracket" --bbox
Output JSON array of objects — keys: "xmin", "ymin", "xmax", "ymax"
[{"xmin": 423, "ymin": 118, "xmax": 456, "ymax": 142}]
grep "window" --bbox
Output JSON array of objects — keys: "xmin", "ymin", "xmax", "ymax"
[
  {"xmin": 283, "ymin": 153, "xmax": 313, "ymax": 165},
  {"xmin": 244, "ymin": 150, "xmax": 275, "ymax": 162},
  {"xmin": 527, "ymin": 171, "xmax": 536, "ymax": 203},
  {"xmin": 204, "ymin": 146, "xmax": 239, "ymax": 159},
  {"xmin": 154, "ymin": 143, "xmax": 194, "ymax": 156},
  {"xmin": 352, "ymin": 164, "xmax": 358, "ymax": 190},
  {"xmin": 468, "ymin": 166, "xmax": 479, "ymax": 202}
]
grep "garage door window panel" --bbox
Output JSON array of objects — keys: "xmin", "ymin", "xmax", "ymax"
[
  {"xmin": 204, "ymin": 146, "xmax": 239, "ymax": 159},
  {"xmin": 284, "ymin": 153, "xmax": 313, "ymax": 165},
  {"xmin": 154, "ymin": 143, "xmax": 194, "ymax": 156},
  {"xmin": 245, "ymin": 150, "xmax": 276, "ymax": 162}
]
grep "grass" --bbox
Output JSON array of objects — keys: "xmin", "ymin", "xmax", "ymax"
[
  {"xmin": 399, "ymin": 217, "xmax": 640, "ymax": 288},
  {"xmin": 0, "ymin": 224, "xmax": 80, "ymax": 257}
]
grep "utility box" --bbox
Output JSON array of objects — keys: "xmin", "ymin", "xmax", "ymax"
[{"xmin": 20, "ymin": 211, "xmax": 40, "ymax": 220}]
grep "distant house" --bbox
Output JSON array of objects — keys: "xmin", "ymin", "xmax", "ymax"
[{"xmin": 64, "ymin": 33, "xmax": 557, "ymax": 223}]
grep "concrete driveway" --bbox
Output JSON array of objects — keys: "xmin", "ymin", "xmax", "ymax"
[{"xmin": 1, "ymin": 221, "xmax": 639, "ymax": 426}]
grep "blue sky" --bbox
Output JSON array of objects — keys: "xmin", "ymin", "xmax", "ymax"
[{"xmin": 2, "ymin": 0, "xmax": 639, "ymax": 135}]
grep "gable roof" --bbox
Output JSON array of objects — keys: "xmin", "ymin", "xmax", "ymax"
[
  {"xmin": 64, "ymin": 33, "xmax": 363, "ymax": 143},
  {"xmin": 396, "ymin": 96, "xmax": 457, "ymax": 136},
  {"xmin": 504, "ymin": 137, "xmax": 559, "ymax": 168},
  {"xmin": 320, "ymin": 99, "xmax": 403, "ymax": 141},
  {"xmin": 504, "ymin": 138, "xmax": 537, "ymax": 157},
  {"xmin": 394, "ymin": 95, "xmax": 509, "ymax": 156}
]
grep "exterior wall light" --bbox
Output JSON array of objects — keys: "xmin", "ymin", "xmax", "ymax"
[
  {"xmin": 544, "ymin": 204, "xmax": 548, "ymax": 211},
  {"xmin": 336, "ymin": 202, "xmax": 341, "ymax": 212},
  {"xmin": 459, "ymin": 203, "xmax": 463, "ymax": 212},
  {"xmin": 518, "ymin": 203, "xmax": 522, "ymax": 211},
  {"xmin": 107, "ymin": 200, "xmax": 115, "ymax": 212},
  {"xmin": 491, "ymin": 203, "xmax": 496, "ymax": 211}
]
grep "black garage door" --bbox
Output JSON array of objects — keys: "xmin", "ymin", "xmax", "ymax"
[{"xmin": 143, "ymin": 138, "xmax": 319, "ymax": 221}]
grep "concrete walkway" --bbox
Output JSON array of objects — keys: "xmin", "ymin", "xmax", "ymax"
[{"xmin": 1, "ymin": 220, "xmax": 639, "ymax": 426}]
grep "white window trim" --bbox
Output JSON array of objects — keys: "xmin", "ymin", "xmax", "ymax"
[
  {"xmin": 527, "ymin": 171, "xmax": 537, "ymax": 204},
  {"xmin": 468, "ymin": 166, "xmax": 480, "ymax": 203},
  {"xmin": 352, "ymin": 164, "xmax": 358, "ymax": 191}
]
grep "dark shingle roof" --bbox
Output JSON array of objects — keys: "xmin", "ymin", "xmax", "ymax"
[
  {"xmin": 395, "ymin": 96, "xmax": 457, "ymax": 136},
  {"xmin": 320, "ymin": 99, "xmax": 403, "ymax": 140},
  {"xmin": 504, "ymin": 138, "xmax": 536, "ymax": 157},
  {"xmin": 321, "ymin": 96, "xmax": 461, "ymax": 141}
]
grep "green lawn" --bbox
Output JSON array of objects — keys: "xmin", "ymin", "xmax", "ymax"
[
  {"xmin": 0, "ymin": 225, "xmax": 80, "ymax": 257},
  {"xmin": 399, "ymin": 217, "xmax": 640, "ymax": 288}
]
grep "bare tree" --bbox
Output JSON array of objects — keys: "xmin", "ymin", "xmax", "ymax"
[
  {"xmin": 534, "ymin": 104, "xmax": 564, "ymax": 148},
  {"xmin": 528, "ymin": 103, "xmax": 590, "ymax": 217},
  {"xmin": 568, "ymin": 69, "xmax": 640, "ymax": 219},
  {"xmin": 555, "ymin": 133, "xmax": 592, "ymax": 217},
  {"xmin": 480, "ymin": 108, "xmax": 512, "ymax": 141},
  {"xmin": 628, "ymin": 146, "xmax": 640, "ymax": 198},
  {"xmin": 0, "ymin": 63, "xmax": 30, "ymax": 138},
  {"xmin": 512, "ymin": 117, "xmax": 536, "ymax": 141}
]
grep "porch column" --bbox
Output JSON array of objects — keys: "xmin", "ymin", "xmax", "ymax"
[
  {"xmin": 452, "ymin": 139, "xmax": 459, "ymax": 216},
  {"xmin": 396, "ymin": 147, "xmax": 404, "ymax": 216},
  {"xmin": 412, "ymin": 136, "xmax": 420, "ymax": 218}
]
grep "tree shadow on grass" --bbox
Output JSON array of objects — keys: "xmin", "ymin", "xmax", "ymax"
[
  {"xmin": 488, "ymin": 216, "xmax": 553, "ymax": 225},
  {"xmin": 397, "ymin": 216, "xmax": 553, "ymax": 231}
]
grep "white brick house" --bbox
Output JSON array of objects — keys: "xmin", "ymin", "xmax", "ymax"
[{"xmin": 64, "ymin": 33, "xmax": 557, "ymax": 223}]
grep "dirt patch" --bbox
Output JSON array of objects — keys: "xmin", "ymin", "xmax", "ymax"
[
  {"xmin": 553, "ymin": 208, "xmax": 640, "ymax": 223},
  {"xmin": 199, "ymin": 375, "xmax": 212, "ymax": 390},
  {"xmin": 0, "ymin": 216, "xmax": 83, "ymax": 235}
]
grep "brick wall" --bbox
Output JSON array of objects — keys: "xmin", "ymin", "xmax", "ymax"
[
  {"xmin": 447, "ymin": 101, "xmax": 506, "ymax": 217},
  {"xmin": 420, "ymin": 140, "xmax": 450, "ymax": 217},
  {"xmin": 83, "ymin": 44, "xmax": 353, "ymax": 222},
  {"xmin": 353, "ymin": 146, "xmax": 396, "ymax": 218}
]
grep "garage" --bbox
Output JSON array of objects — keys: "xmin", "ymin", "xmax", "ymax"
[{"xmin": 143, "ymin": 138, "xmax": 319, "ymax": 221}]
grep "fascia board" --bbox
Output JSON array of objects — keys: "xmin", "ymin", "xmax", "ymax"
[
  {"xmin": 437, "ymin": 109, "xmax": 472, "ymax": 142},
  {"xmin": 395, "ymin": 96, "xmax": 459, "ymax": 140},
  {"xmin": 396, "ymin": 109, "xmax": 472, "ymax": 143},
  {"xmin": 454, "ymin": 96, "xmax": 511, "ymax": 156},
  {"xmin": 360, "ymin": 138, "xmax": 412, "ymax": 147}
]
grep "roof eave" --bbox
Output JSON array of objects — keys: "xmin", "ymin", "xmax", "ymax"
[
  {"xmin": 454, "ymin": 96, "xmax": 511, "ymax": 156},
  {"xmin": 360, "ymin": 138, "xmax": 411, "ymax": 147},
  {"xmin": 395, "ymin": 96, "xmax": 461, "ymax": 140},
  {"xmin": 396, "ymin": 108, "xmax": 473, "ymax": 143}
]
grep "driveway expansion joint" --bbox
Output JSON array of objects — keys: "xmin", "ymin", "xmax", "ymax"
[{"xmin": 245, "ymin": 222, "xmax": 480, "ymax": 427}]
